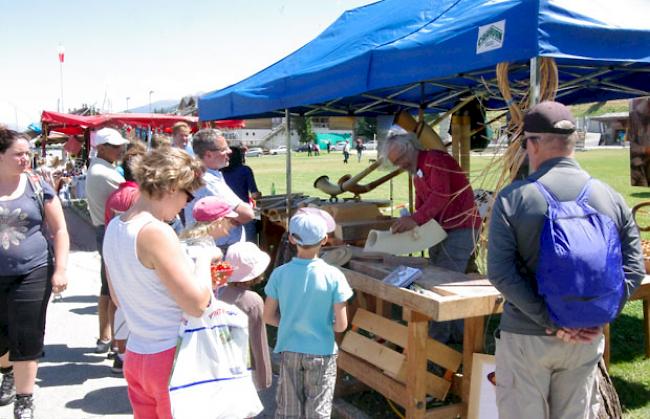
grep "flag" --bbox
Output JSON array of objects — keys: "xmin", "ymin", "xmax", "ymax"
[{"xmin": 57, "ymin": 45, "xmax": 65, "ymax": 63}]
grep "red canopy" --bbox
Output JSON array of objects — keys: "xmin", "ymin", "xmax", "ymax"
[{"xmin": 41, "ymin": 111, "xmax": 244, "ymax": 135}]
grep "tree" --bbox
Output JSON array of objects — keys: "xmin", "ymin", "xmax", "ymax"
[
  {"xmin": 293, "ymin": 116, "xmax": 316, "ymax": 144},
  {"xmin": 355, "ymin": 117, "xmax": 377, "ymax": 141}
]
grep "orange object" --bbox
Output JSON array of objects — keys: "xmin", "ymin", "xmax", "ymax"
[{"xmin": 210, "ymin": 261, "xmax": 234, "ymax": 289}]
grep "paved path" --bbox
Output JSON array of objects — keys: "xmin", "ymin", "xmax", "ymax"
[{"xmin": 0, "ymin": 208, "xmax": 277, "ymax": 419}]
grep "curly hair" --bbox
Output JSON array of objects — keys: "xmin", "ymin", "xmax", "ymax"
[{"xmin": 132, "ymin": 147, "xmax": 205, "ymax": 199}]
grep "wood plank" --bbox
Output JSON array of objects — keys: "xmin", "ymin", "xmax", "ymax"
[
  {"xmin": 340, "ymin": 331, "xmax": 405, "ymax": 377},
  {"xmin": 435, "ymin": 294, "xmax": 504, "ymax": 321},
  {"xmin": 338, "ymin": 351, "xmax": 408, "ymax": 408},
  {"xmin": 406, "ymin": 312, "xmax": 429, "ymax": 418},
  {"xmin": 348, "ymin": 260, "xmax": 393, "ymax": 278},
  {"xmin": 423, "ymin": 403, "xmax": 464, "ymax": 419},
  {"xmin": 353, "ymin": 309, "xmax": 462, "ymax": 372},
  {"xmin": 630, "ymin": 277, "xmax": 650, "ymax": 300},
  {"xmin": 461, "ymin": 317, "xmax": 485, "ymax": 408},
  {"xmin": 342, "ymin": 268, "xmax": 439, "ymax": 319}
]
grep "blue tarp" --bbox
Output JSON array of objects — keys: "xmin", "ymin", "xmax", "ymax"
[{"xmin": 199, "ymin": 0, "xmax": 650, "ymax": 121}]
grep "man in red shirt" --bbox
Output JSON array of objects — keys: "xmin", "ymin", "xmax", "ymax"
[
  {"xmin": 385, "ymin": 129, "xmax": 481, "ymax": 342},
  {"xmin": 386, "ymin": 130, "xmax": 481, "ymax": 271}
]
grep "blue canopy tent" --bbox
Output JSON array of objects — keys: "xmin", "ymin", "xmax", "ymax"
[{"xmin": 199, "ymin": 0, "xmax": 650, "ymax": 120}]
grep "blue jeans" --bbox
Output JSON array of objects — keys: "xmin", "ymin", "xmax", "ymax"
[{"xmin": 428, "ymin": 227, "xmax": 478, "ymax": 343}]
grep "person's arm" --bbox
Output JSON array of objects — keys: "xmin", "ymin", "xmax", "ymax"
[
  {"xmin": 263, "ymin": 296, "xmax": 280, "ymax": 327},
  {"xmin": 333, "ymin": 302, "xmax": 348, "ymax": 332},
  {"xmin": 233, "ymin": 201, "xmax": 255, "ymax": 225},
  {"xmin": 487, "ymin": 194, "xmax": 554, "ymax": 329},
  {"xmin": 138, "ymin": 222, "xmax": 211, "ymax": 317},
  {"xmin": 248, "ymin": 295, "xmax": 273, "ymax": 389},
  {"xmin": 616, "ymin": 195, "xmax": 646, "ymax": 300},
  {"xmin": 44, "ymin": 196, "xmax": 70, "ymax": 293}
]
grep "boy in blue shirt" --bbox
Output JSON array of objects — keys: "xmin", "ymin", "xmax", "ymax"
[{"xmin": 264, "ymin": 208, "xmax": 353, "ymax": 418}]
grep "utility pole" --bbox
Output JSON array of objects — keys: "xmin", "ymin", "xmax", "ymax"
[
  {"xmin": 148, "ymin": 90, "xmax": 154, "ymax": 113},
  {"xmin": 57, "ymin": 44, "xmax": 65, "ymax": 112},
  {"xmin": 126, "ymin": 96, "xmax": 130, "ymax": 112}
]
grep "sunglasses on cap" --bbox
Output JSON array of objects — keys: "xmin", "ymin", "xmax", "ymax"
[{"xmin": 520, "ymin": 135, "xmax": 541, "ymax": 150}]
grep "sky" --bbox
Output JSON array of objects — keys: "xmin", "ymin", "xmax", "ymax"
[{"xmin": 0, "ymin": 0, "xmax": 377, "ymax": 130}]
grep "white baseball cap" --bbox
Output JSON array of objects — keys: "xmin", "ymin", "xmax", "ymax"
[
  {"xmin": 225, "ymin": 242, "xmax": 271, "ymax": 283},
  {"xmin": 289, "ymin": 208, "xmax": 335, "ymax": 246},
  {"xmin": 93, "ymin": 128, "xmax": 129, "ymax": 147}
]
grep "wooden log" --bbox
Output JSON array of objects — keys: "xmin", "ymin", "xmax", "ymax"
[{"xmin": 595, "ymin": 358, "xmax": 623, "ymax": 419}]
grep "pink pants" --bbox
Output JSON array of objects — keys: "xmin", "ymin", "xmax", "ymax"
[{"xmin": 124, "ymin": 347, "xmax": 176, "ymax": 419}]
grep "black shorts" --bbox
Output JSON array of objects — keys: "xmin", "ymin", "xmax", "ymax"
[{"xmin": 0, "ymin": 265, "xmax": 53, "ymax": 361}]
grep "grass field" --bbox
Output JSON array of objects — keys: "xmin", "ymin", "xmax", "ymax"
[{"xmin": 247, "ymin": 148, "xmax": 650, "ymax": 418}]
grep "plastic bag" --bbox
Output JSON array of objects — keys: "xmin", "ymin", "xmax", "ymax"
[{"xmin": 168, "ymin": 298, "xmax": 263, "ymax": 419}]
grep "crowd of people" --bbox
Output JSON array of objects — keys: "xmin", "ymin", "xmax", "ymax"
[{"xmin": 0, "ymin": 101, "xmax": 645, "ymax": 419}]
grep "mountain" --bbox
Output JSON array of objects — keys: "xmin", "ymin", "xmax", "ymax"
[{"xmin": 125, "ymin": 99, "xmax": 179, "ymax": 113}]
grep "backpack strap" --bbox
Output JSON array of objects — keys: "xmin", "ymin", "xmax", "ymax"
[
  {"xmin": 530, "ymin": 180, "xmax": 560, "ymax": 209},
  {"xmin": 530, "ymin": 178, "xmax": 593, "ymax": 208}
]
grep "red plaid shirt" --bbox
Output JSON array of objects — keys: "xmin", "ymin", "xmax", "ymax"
[{"xmin": 411, "ymin": 150, "xmax": 481, "ymax": 231}]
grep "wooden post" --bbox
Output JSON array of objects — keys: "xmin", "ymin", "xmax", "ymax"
[
  {"xmin": 451, "ymin": 115, "xmax": 461, "ymax": 164},
  {"xmin": 460, "ymin": 114, "xmax": 471, "ymax": 174},
  {"xmin": 643, "ymin": 298, "xmax": 650, "ymax": 358},
  {"xmin": 462, "ymin": 316, "xmax": 485, "ymax": 411},
  {"xmin": 405, "ymin": 310, "xmax": 428, "ymax": 419}
]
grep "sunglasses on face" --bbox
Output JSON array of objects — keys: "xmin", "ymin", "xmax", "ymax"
[{"xmin": 520, "ymin": 135, "xmax": 541, "ymax": 150}]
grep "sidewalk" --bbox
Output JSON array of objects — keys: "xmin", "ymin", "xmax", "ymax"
[{"xmin": 0, "ymin": 208, "xmax": 277, "ymax": 418}]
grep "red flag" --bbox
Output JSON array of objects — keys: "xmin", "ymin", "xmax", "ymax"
[{"xmin": 57, "ymin": 45, "xmax": 65, "ymax": 63}]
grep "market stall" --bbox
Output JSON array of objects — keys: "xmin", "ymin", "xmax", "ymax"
[{"xmin": 197, "ymin": 0, "xmax": 650, "ymax": 416}]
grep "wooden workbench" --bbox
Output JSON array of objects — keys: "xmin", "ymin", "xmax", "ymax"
[
  {"xmin": 340, "ymin": 258, "xmax": 503, "ymax": 418},
  {"xmin": 339, "ymin": 260, "xmax": 650, "ymax": 418}
]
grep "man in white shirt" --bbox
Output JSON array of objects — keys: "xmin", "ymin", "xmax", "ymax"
[
  {"xmin": 184, "ymin": 129, "xmax": 254, "ymax": 251},
  {"xmin": 172, "ymin": 122, "xmax": 194, "ymax": 156},
  {"xmin": 86, "ymin": 128, "xmax": 127, "ymax": 354}
]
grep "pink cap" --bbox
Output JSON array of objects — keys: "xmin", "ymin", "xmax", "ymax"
[{"xmin": 192, "ymin": 196, "xmax": 238, "ymax": 222}]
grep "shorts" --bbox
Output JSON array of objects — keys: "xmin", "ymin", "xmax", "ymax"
[
  {"xmin": 275, "ymin": 351, "xmax": 338, "ymax": 419},
  {"xmin": 0, "ymin": 265, "xmax": 53, "ymax": 361},
  {"xmin": 95, "ymin": 225, "xmax": 109, "ymax": 296}
]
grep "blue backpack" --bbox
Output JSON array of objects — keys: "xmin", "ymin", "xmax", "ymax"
[{"xmin": 532, "ymin": 179, "xmax": 625, "ymax": 328}]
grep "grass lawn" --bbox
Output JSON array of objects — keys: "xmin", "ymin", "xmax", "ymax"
[{"xmin": 247, "ymin": 148, "xmax": 650, "ymax": 418}]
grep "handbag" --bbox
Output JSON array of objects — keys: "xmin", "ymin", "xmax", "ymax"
[{"xmin": 168, "ymin": 297, "xmax": 263, "ymax": 419}]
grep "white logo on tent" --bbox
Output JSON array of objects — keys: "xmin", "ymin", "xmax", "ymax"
[{"xmin": 477, "ymin": 20, "xmax": 506, "ymax": 54}]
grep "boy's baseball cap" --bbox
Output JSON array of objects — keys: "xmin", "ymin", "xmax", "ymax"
[
  {"xmin": 192, "ymin": 196, "xmax": 238, "ymax": 222},
  {"xmin": 225, "ymin": 242, "xmax": 271, "ymax": 283},
  {"xmin": 523, "ymin": 101, "xmax": 576, "ymax": 134},
  {"xmin": 93, "ymin": 128, "xmax": 129, "ymax": 147},
  {"xmin": 289, "ymin": 208, "xmax": 335, "ymax": 246}
]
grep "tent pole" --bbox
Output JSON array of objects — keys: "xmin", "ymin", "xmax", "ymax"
[
  {"xmin": 285, "ymin": 109, "xmax": 292, "ymax": 220},
  {"xmin": 530, "ymin": 56, "xmax": 541, "ymax": 106}
]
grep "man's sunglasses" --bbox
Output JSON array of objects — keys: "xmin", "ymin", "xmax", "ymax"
[{"xmin": 520, "ymin": 135, "xmax": 540, "ymax": 150}]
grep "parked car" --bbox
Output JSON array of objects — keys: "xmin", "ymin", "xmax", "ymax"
[
  {"xmin": 363, "ymin": 141, "xmax": 378, "ymax": 151},
  {"xmin": 269, "ymin": 145, "xmax": 288, "ymax": 155},
  {"xmin": 294, "ymin": 144, "xmax": 311, "ymax": 152},
  {"xmin": 245, "ymin": 147, "xmax": 264, "ymax": 157},
  {"xmin": 334, "ymin": 141, "xmax": 348, "ymax": 151}
]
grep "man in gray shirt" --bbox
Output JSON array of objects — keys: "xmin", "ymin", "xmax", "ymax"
[
  {"xmin": 487, "ymin": 101, "xmax": 644, "ymax": 419},
  {"xmin": 86, "ymin": 128, "xmax": 127, "ymax": 354}
]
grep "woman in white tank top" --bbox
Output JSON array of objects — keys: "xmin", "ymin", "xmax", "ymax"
[{"xmin": 103, "ymin": 148, "xmax": 212, "ymax": 419}]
